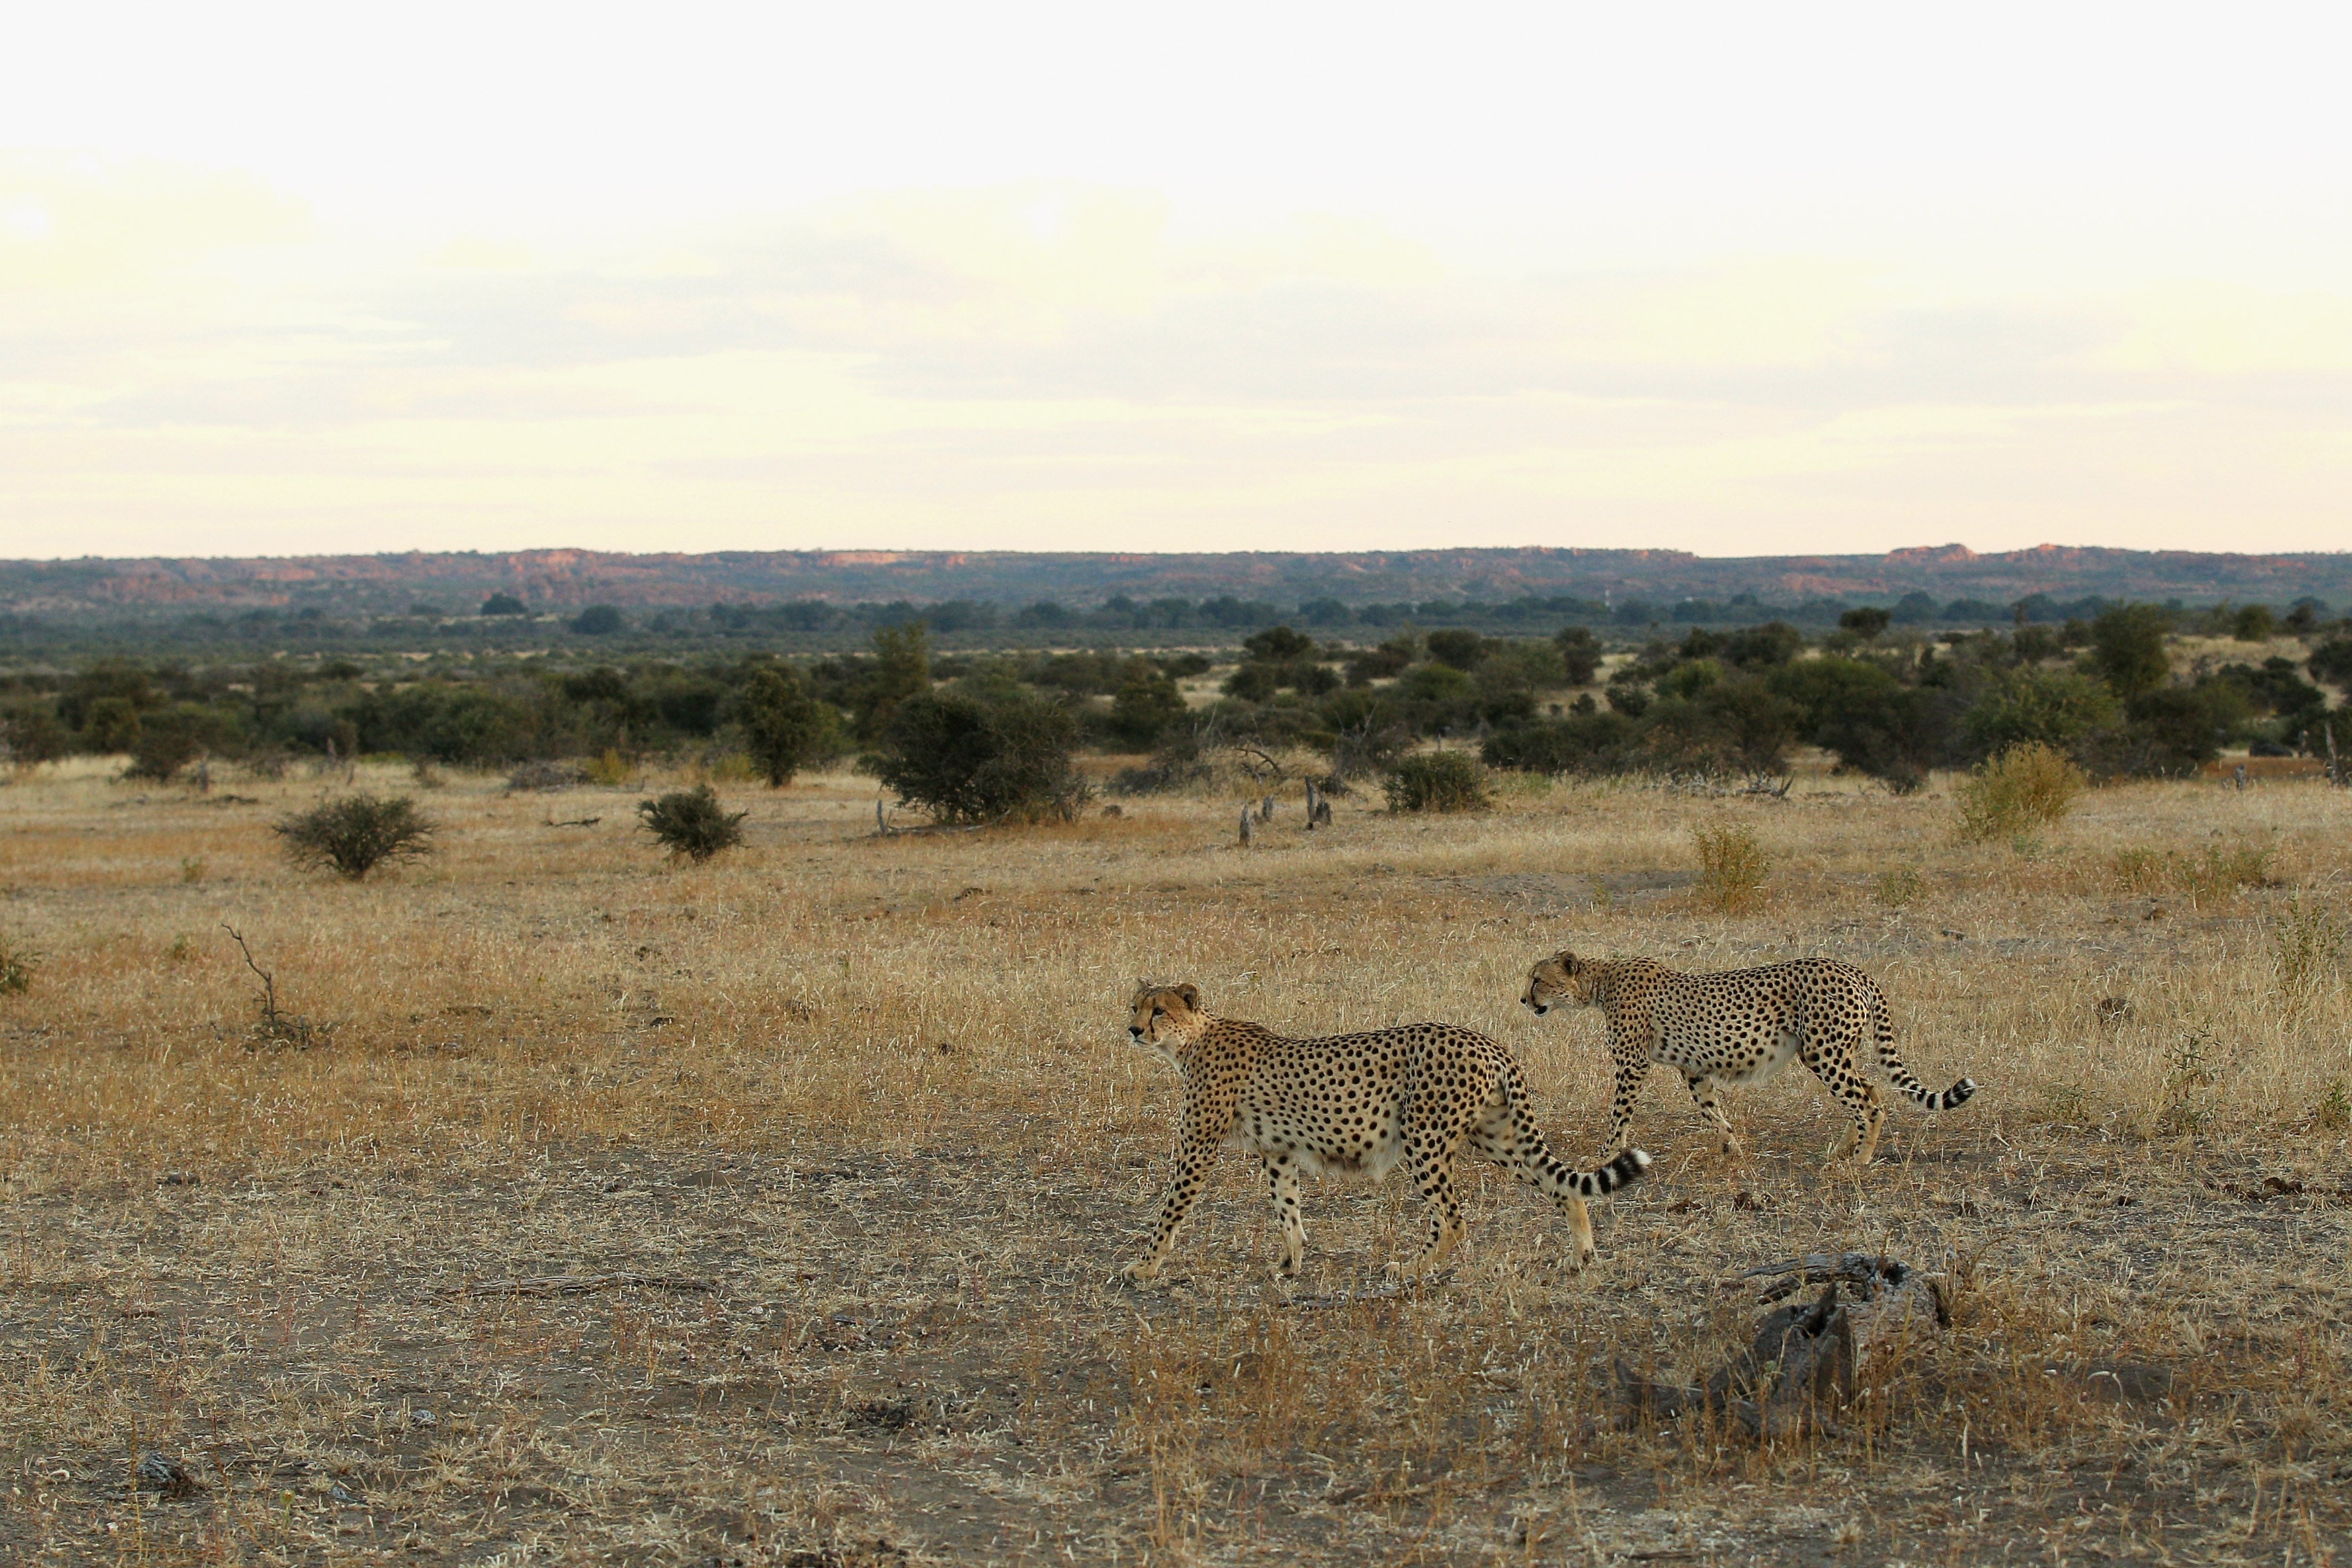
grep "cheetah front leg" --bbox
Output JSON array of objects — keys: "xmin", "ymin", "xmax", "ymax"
[
  {"xmin": 1602, "ymin": 1049, "xmax": 1650, "ymax": 1159},
  {"xmin": 1122, "ymin": 1145, "xmax": 1213, "ymax": 1284},
  {"xmin": 1262, "ymin": 1153, "xmax": 1306, "ymax": 1279},
  {"xmin": 1384, "ymin": 1130, "xmax": 1466, "ymax": 1285},
  {"xmin": 1683, "ymin": 1072, "xmax": 1742, "ymax": 1157}
]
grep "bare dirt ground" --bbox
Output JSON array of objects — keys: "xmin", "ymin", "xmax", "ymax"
[{"xmin": 2, "ymin": 756, "xmax": 2349, "ymax": 1565}]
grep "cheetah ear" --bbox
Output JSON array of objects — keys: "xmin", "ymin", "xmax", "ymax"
[{"xmin": 1173, "ymin": 983, "xmax": 1200, "ymax": 1008}]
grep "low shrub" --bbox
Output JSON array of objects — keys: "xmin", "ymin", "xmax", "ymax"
[
  {"xmin": 637, "ymin": 785, "xmax": 748, "ymax": 862},
  {"xmin": 1383, "ymin": 751, "xmax": 1490, "ymax": 813},
  {"xmin": 274, "ymin": 793, "xmax": 439, "ymax": 880},
  {"xmin": 1955, "ymin": 743, "xmax": 2087, "ymax": 842},
  {"xmin": 1692, "ymin": 822, "xmax": 1768, "ymax": 912},
  {"xmin": 506, "ymin": 760, "xmax": 588, "ymax": 792},
  {"xmin": 0, "ymin": 937, "xmax": 36, "ymax": 995}
]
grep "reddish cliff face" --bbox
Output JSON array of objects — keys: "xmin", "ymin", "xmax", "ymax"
[{"xmin": 1, "ymin": 543, "xmax": 2344, "ymax": 613}]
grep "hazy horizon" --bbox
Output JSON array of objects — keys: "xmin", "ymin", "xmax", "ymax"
[{"xmin": 7, "ymin": 3, "xmax": 2349, "ymax": 561}]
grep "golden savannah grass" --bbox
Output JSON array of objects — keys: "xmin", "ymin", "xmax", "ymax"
[{"xmin": 0, "ymin": 752, "xmax": 2348, "ymax": 1564}]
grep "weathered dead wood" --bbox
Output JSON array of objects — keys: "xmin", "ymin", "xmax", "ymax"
[
  {"xmin": 1617, "ymin": 1281, "xmax": 1856, "ymax": 1438},
  {"xmin": 1736, "ymin": 1251, "xmax": 1951, "ymax": 1325},
  {"xmin": 442, "ymin": 1273, "xmax": 714, "ymax": 1299}
]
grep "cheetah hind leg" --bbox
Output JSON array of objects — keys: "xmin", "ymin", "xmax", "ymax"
[
  {"xmin": 1469, "ymin": 1110, "xmax": 1595, "ymax": 1268},
  {"xmin": 1808, "ymin": 1046, "xmax": 1886, "ymax": 1166},
  {"xmin": 1683, "ymin": 1073, "xmax": 1742, "ymax": 1158},
  {"xmin": 1383, "ymin": 1132, "xmax": 1466, "ymax": 1286},
  {"xmin": 1262, "ymin": 1153, "xmax": 1306, "ymax": 1279}
]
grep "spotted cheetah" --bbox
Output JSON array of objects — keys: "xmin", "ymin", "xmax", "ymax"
[
  {"xmin": 1120, "ymin": 982, "xmax": 1650, "ymax": 1286},
  {"xmin": 1520, "ymin": 953, "xmax": 1977, "ymax": 1165}
]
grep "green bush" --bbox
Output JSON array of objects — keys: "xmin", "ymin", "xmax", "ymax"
[
  {"xmin": 1552, "ymin": 625, "xmax": 1603, "ymax": 685},
  {"xmin": 1961, "ymin": 668, "xmax": 2119, "ymax": 758},
  {"xmin": 870, "ymin": 689, "xmax": 1091, "ymax": 824},
  {"xmin": 737, "ymin": 665, "xmax": 837, "ymax": 787},
  {"xmin": 1955, "ymin": 743, "xmax": 2087, "ymax": 843},
  {"xmin": 274, "ymin": 793, "xmax": 439, "ymax": 879},
  {"xmin": 637, "ymin": 784, "xmax": 748, "ymax": 861},
  {"xmin": 1480, "ymin": 711, "xmax": 1636, "ymax": 775},
  {"xmin": 1384, "ymin": 751, "xmax": 1490, "ymax": 813}
]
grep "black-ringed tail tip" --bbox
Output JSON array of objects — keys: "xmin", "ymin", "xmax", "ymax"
[
  {"xmin": 1925, "ymin": 1078, "xmax": 1978, "ymax": 1110},
  {"xmin": 1601, "ymin": 1148, "xmax": 1652, "ymax": 1190}
]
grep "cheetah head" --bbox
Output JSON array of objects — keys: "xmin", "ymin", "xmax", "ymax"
[
  {"xmin": 1521, "ymin": 951, "xmax": 1601, "ymax": 1015},
  {"xmin": 1128, "ymin": 981, "xmax": 1204, "ymax": 1055}
]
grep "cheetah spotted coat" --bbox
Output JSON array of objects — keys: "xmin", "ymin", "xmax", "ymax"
[
  {"xmin": 1521, "ymin": 953, "xmax": 1977, "ymax": 1165},
  {"xmin": 1120, "ymin": 982, "xmax": 1650, "ymax": 1285}
]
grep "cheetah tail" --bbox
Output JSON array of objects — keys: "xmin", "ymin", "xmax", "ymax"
[
  {"xmin": 1872, "ymin": 994, "xmax": 1980, "ymax": 1110},
  {"xmin": 1570, "ymin": 1147, "xmax": 1652, "ymax": 1198}
]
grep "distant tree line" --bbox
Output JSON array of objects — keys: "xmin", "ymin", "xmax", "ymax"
[{"xmin": 3, "ymin": 601, "xmax": 2347, "ymax": 805}]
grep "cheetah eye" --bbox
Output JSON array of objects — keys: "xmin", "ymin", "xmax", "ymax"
[{"xmin": 1151, "ymin": 1007, "xmax": 1165, "ymax": 1018}]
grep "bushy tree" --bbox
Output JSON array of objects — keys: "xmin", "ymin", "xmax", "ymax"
[
  {"xmin": 1423, "ymin": 629, "xmax": 1488, "ymax": 670},
  {"xmin": 1551, "ymin": 626, "xmax": 1602, "ymax": 685},
  {"xmin": 1838, "ymin": 606, "xmax": 1891, "ymax": 641},
  {"xmin": 1960, "ymin": 668, "xmax": 2119, "ymax": 758},
  {"xmin": 738, "ymin": 665, "xmax": 836, "ymax": 787},
  {"xmin": 870, "ymin": 689, "xmax": 1091, "ymax": 824},
  {"xmin": 275, "ymin": 793, "xmax": 438, "ymax": 879},
  {"xmin": 2308, "ymin": 637, "xmax": 2352, "ymax": 697},
  {"xmin": 1109, "ymin": 670, "xmax": 1187, "ymax": 746},
  {"xmin": 854, "ymin": 623, "xmax": 931, "ymax": 742},
  {"xmin": 570, "ymin": 604, "xmax": 626, "ymax": 636},
  {"xmin": 2090, "ymin": 604, "xmax": 2171, "ymax": 698},
  {"xmin": 480, "ymin": 593, "xmax": 528, "ymax": 616}
]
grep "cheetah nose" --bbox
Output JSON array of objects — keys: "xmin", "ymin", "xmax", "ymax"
[
  {"xmin": 1528, "ymin": 1003, "xmax": 1548, "ymax": 1015},
  {"xmin": 1127, "ymin": 1027, "xmax": 1144, "ymax": 1040}
]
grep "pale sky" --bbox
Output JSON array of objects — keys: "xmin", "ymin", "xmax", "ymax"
[{"xmin": 5, "ymin": 1, "xmax": 2350, "ymax": 561}]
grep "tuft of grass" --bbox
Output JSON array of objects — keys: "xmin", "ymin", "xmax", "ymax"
[
  {"xmin": 586, "ymin": 749, "xmax": 634, "ymax": 787},
  {"xmin": 179, "ymin": 856, "xmax": 205, "ymax": 883},
  {"xmin": 1691, "ymin": 822, "xmax": 1768, "ymax": 912},
  {"xmin": 273, "ymin": 793, "xmax": 438, "ymax": 881},
  {"xmin": 2107, "ymin": 840, "xmax": 2273, "ymax": 902},
  {"xmin": 1382, "ymin": 752, "xmax": 1490, "ymax": 814},
  {"xmin": 0, "ymin": 937, "xmax": 36, "ymax": 995},
  {"xmin": 1871, "ymin": 867, "xmax": 1924, "ymax": 906},
  {"xmin": 637, "ymin": 784, "xmax": 747, "ymax": 863},
  {"xmin": 1956, "ymin": 743, "xmax": 2087, "ymax": 843},
  {"xmin": 2273, "ymin": 894, "xmax": 2347, "ymax": 1005}
]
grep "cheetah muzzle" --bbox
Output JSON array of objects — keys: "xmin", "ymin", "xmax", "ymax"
[{"xmin": 1118, "ymin": 980, "xmax": 1650, "ymax": 1287}]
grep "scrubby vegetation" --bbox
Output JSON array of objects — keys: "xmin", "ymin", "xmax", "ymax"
[
  {"xmin": 1954, "ymin": 743, "xmax": 2089, "ymax": 843},
  {"xmin": 868, "ymin": 689, "xmax": 1092, "ymax": 824},
  {"xmin": 3, "ymin": 595, "xmax": 2347, "ymax": 816},
  {"xmin": 272, "ymin": 793, "xmax": 438, "ymax": 879},
  {"xmin": 636, "ymin": 784, "xmax": 748, "ymax": 861},
  {"xmin": 1691, "ymin": 822, "xmax": 1769, "ymax": 910},
  {"xmin": 1382, "ymin": 750, "xmax": 1490, "ymax": 813}
]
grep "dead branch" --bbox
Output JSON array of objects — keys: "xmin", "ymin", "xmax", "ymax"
[{"xmin": 220, "ymin": 924, "xmax": 280, "ymax": 1028}]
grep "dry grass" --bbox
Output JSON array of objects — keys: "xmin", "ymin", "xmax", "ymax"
[{"xmin": 1, "ymin": 755, "xmax": 2349, "ymax": 1563}]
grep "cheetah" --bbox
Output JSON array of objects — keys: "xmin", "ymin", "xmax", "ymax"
[
  {"xmin": 1520, "ymin": 952, "xmax": 1977, "ymax": 1166},
  {"xmin": 1119, "ymin": 981, "xmax": 1650, "ymax": 1286}
]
